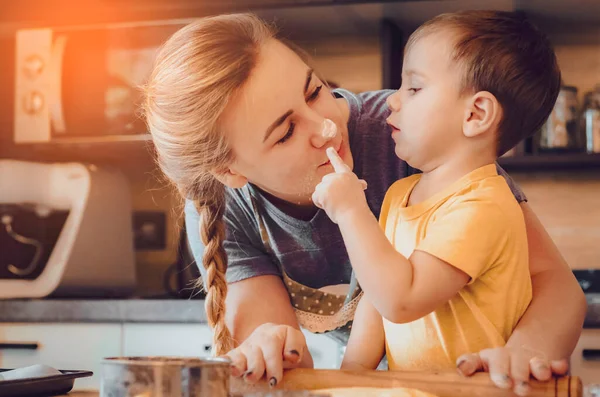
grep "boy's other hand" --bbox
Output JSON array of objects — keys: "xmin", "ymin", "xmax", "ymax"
[
  {"xmin": 456, "ymin": 347, "xmax": 569, "ymax": 396},
  {"xmin": 312, "ymin": 147, "xmax": 368, "ymax": 224}
]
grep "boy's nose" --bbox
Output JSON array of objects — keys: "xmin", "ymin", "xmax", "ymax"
[{"xmin": 386, "ymin": 91, "xmax": 402, "ymax": 112}]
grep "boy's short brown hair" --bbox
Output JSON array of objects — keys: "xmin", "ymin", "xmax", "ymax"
[{"xmin": 407, "ymin": 10, "xmax": 561, "ymax": 156}]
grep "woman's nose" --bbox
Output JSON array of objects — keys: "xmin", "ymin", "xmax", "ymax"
[
  {"xmin": 310, "ymin": 118, "xmax": 337, "ymax": 148},
  {"xmin": 386, "ymin": 91, "xmax": 402, "ymax": 112}
]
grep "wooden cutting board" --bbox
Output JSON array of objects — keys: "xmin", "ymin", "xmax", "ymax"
[
  {"xmin": 59, "ymin": 369, "xmax": 584, "ymax": 397},
  {"xmin": 313, "ymin": 386, "xmax": 438, "ymax": 397},
  {"xmin": 234, "ymin": 369, "xmax": 583, "ymax": 397}
]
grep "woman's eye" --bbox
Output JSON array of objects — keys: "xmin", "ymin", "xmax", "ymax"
[
  {"xmin": 275, "ymin": 84, "xmax": 322, "ymax": 146},
  {"xmin": 277, "ymin": 123, "xmax": 295, "ymax": 145},
  {"xmin": 307, "ymin": 85, "xmax": 323, "ymax": 102}
]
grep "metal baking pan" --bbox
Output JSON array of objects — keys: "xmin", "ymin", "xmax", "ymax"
[{"xmin": 0, "ymin": 368, "xmax": 93, "ymax": 397}]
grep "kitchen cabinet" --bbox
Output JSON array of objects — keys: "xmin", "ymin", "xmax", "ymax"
[
  {"xmin": 302, "ymin": 330, "xmax": 342, "ymax": 369},
  {"xmin": 2, "ymin": 321, "xmax": 600, "ymax": 390},
  {"xmin": 0, "ymin": 323, "xmax": 121, "ymax": 390},
  {"xmin": 0, "ymin": 322, "xmax": 341, "ymax": 391},
  {"xmin": 122, "ymin": 323, "xmax": 213, "ymax": 357}
]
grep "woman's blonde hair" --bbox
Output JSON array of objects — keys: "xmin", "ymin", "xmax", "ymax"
[{"xmin": 142, "ymin": 14, "xmax": 276, "ymax": 355}]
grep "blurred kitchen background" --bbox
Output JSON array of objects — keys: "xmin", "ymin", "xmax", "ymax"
[{"xmin": 0, "ymin": 0, "xmax": 598, "ymax": 391}]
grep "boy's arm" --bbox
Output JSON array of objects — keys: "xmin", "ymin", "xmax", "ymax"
[
  {"xmin": 336, "ymin": 187, "xmax": 515, "ymax": 324},
  {"xmin": 313, "ymin": 149, "xmax": 503, "ymax": 324},
  {"xmin": 341, "ymin": 297, "xmax": 386, "ymax": 371},
  {"xmin": 337, "ymin": 207, "xmax": 470, "ymax": 323}
]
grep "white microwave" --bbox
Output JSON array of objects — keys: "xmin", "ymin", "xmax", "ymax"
[{"xmin": 14, "ymin": 20, "xmax": 193, "ymax": 144}]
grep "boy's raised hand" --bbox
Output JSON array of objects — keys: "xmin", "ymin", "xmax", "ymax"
[{"xmin": 312, "ymin": 147, "xmax": 369, "ymax": 224}]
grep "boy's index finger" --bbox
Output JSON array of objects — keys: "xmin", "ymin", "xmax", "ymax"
[{"xmin": 326, "ymin": 147, "xmax": 350, "ymax": 173}]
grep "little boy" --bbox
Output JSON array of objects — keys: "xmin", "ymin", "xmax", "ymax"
[{"xmin": 312, "ymin": 9, "xmax": 560, "ymax": 377}]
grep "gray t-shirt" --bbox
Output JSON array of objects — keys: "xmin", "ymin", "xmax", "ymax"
[{"xmin": 185, "ymin": 89, "xmax": 527, "ymax": 288}]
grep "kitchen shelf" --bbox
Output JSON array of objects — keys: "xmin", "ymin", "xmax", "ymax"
[
  {"xmin": 0, "ymin": 0, "xmax": 418, "ymax": 27},
  {"xmin": 2, "ymin": 139, "xmax": 157, "ymax": 172},
  {"xmin": 498, "ymin": 153, "xmax": 600, "ymax": 172},
  {"xmin": 1, "ymin": 0, "xmax": 598, "ymax": 38}
]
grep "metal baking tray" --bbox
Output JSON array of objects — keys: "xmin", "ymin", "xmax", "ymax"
[{"xmin": 0, "ymin": 368, "xmax": 93, "ymax": 397}]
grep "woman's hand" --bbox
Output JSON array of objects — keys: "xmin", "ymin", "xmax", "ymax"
[
  {"xmin": 456, "ymin": 347, "xmax": 569, "ymax": 396},
  {"xmin": 225, "ymin": 323, "xmax": 309, "ymax": 388}
]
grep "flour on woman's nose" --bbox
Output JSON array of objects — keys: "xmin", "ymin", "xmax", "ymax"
[{"xmin": 321, "ymin": 118, "xmax": 338, "ymax": 139}]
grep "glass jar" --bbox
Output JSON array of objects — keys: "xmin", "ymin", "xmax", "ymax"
[
  {"xmin": 582, "ymin": 85, "xmax": 600, "ymax": 154},
  {"xmin": 538, "ymin": 85, "xmax": 584, "ymax": 152}
]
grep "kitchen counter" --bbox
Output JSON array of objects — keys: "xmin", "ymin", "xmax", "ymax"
[
  {"xmin": 0, "ymin": 299, "xmax": 206, "ymax": 324},
  {"xmin": 0, "ymin": 293, "xmax": 598, "ymax": 326}
]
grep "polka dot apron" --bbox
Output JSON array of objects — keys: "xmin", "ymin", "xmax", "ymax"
[{"xmin": 247, "ymin": 186, "xmax": 363, "ymax": 335}]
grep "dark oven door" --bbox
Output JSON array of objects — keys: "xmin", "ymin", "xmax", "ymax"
[{"xmin": 14, "ymin": 20, "xmax": 190, "ymax": 144}]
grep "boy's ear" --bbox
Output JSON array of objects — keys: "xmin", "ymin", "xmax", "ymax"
[
  {"xmin": 213, "ymin": 166, "xmax": 247, "ymax": 189},
  {"xmin": 463, "ymin": 91, "xmax": 502, "ymax": 138}
]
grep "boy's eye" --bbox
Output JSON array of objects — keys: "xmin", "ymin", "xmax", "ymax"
[{"xmin": 408, "ymin": 88, "xmax": 421, "ymax": 94}]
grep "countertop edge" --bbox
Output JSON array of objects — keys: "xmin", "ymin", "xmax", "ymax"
[
  {"xmin": 0, "ymin": 299, "xmax": 207, "ymax": 324},
  {"xmin": 0, "ymin": 295, "xmax": 598, "ymax": 327}
]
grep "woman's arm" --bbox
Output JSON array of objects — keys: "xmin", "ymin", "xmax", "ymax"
[
  {"xmin": 185, "ymin": 199, "xmax": 312, "ymax": 385},
  {"xmin": 458, "ymin": 203, "xmax": 587, "ymax": 395},
  {"xmin": 225, "ymin": 275, "xmax": 313, "ymax": 387},
  {"xmin": 507, "ymin": 202, "xmax": 586, "ymax": 358}
]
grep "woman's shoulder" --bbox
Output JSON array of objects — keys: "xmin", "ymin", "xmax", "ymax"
[
  {"xmin": 334, "ymin": 88, "xmax": 395, "ymax": 128},
  {"xmin": 184, "ymin": 187, "xmax": 258, "ymax": 234}
]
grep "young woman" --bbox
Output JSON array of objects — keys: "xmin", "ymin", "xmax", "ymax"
[{"xmin": 142, "ymin": 13, "xmax": 585, "ymax": 394}]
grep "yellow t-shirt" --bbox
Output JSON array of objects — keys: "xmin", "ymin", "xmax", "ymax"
[{"xmin": 379, "ymin": 164, "xmax": 532, "ymax": 371}]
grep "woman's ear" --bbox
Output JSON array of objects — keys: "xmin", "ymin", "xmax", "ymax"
[
  {"xmin": 463, "ymin": 91, "xmax": 502, "ymax": 138},
  {"xmin": 213, "ymin": 167, "xmax": 247, "ymax": 189}
]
